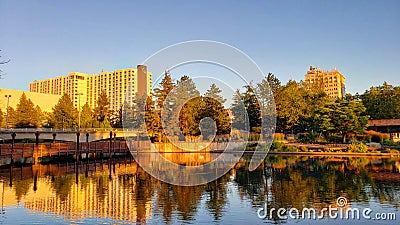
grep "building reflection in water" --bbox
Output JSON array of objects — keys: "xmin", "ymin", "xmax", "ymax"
[
  {"xmin": 0, "ymin": 155, "xmax": 399, "ymax": 224},
  {"xmin": 1, "ymin": 161, "xmax": 153, "ymax": 223}
]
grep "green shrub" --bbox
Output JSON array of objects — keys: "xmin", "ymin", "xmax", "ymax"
[
  {"xmin": 283, "ymin": 145, "xmax": 299, "ymax": 152},
  {"xmin": 297, "ymin": 133, "xmax": 317, "ymax": 143},
  {"xmin": 326, "ymin": 135, "xmax": 343, "ymax": 143},
  {"xmin": 248, "ymin": 133, "xmax": 260, "ymax": 142},
  {"xmin": 381, "ymin": 139, "xmax": 400, "ymax": 146},
  {"xmin": 270, "ymin": 141, "xmax": 284, "ymax": 152},
  {"xmin": 300, "ymin": 146, "xmax": 309, "ymax": 152},
  {"xmin": 347, "ymin": 142, "xmax": 368, "ymax": 153},
  {"xmin": 273, "ymin": 133, "xmax": 285, "ymax": 142},
  {"xmin": 365, "ymin": 130, "xmax": 390, "ymax": 143},
  {"xmin": 270, "ymin": 142, "xmax": 301, "ymax": 152}
]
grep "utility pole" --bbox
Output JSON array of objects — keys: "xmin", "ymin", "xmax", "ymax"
[
  {"xmin": 78, "ymin": 93, "xmax": 83, "ymax": 130},
  {"xmin": 4, "ymin": 95, "xmax": 11, "ymax": 129}
]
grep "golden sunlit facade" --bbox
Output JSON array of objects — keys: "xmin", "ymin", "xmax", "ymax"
[
  {"xmin": 1, "ymin": 163, "xmax": 152, "ymax": 223},
  {"xmin": 304, "ymin": 66, "xmax": 346, "ymax": 99},
  {"xmin": 30, "ymin": 65, "xmax": 152, "ymax": 111},
  {"xmin": 0, "ymin": 88, "xmax": 62, "ymax": 112}
]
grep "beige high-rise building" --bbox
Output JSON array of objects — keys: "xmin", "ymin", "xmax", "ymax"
[
  {"xmin": 304, "ymin": 66, "xmax": 346, "ymax": 99},
  {"xmin": 30, "ymin": 65, "xmax": 152, "ymax": 111}
]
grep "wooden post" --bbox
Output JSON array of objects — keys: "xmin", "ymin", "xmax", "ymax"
[
  {"xmin": 35, "ymin": 131, "xmax": 40, "ymax": 146},
  {"xmin": 52, "ymin": 133, "xmax": 56, "ymax": 144},
  {"xmin": 76, "ymin": 131, "xmax": 80, "ymax": 162},
  {"xmin": 11, "ymin": 132, "xmax": 16, "ymax": 164},
  {"xmin": 86, "ymin": 133, "xmax": 89, "ymax": 159},
  {"xmin": 109, "ymin": 131, "xmax": 112, "ymax": 159},
  {"xmin": 114, "ymin": 133, "xmax": 117, "ymax": 154}
]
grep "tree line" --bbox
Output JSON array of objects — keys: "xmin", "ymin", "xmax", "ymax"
[
  {"xmin": 2, "ymin": 91, "xmax": 114, "ymax": 129},
  {"xmin": 2, "ymin": 71, "xmax": 399, "ymax": 143}
]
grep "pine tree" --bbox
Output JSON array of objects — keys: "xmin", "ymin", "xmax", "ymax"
[
  {"xmin": 174, "ymin": 76, "xmax": 200, "ymax": 138},
  {"xmin": 51, "ymin": 94, "xmax": 78, "ymax": 129},
  {"xmin": 6, "ymin": 107, "xmax": 16, "ymax": 128},
  {"xmin": 145, "ymin": 94, "xmax": 161, "ymax": 140},
  {"xmin": 231, "ymin": 89, "xmax": 248, "ymax": 131},
  {"xmin": 205, "ymin": 83, "xmax": 226, "ymax": 104},
  {"xmin": 242, "ymin": 85, "xmax": 261, "ymax": 132},
  {"xmin": 14, "ymin": 93, "xmax": 39, "ymax": 128},
  {"xmin": 110, "ymin": 105, "xmax": 123, "ymax": 128},
  {"xmin": 93, "ymin": 90, "xmax": 111, "ymax": 128},
  {"xmin": 80, "ymin": 102, "xmax": 94, "ymax": 128},
  {"xmin": 33, "ymin": 105, "xmax": 43, "ymax": 127},
  {"xmin": 153, "ymin": 71, "xmax": 175, "ymax": 140},
  {"xmin": 154, "ymin": 70, "xmax": 175, "ymax": 109},
  {"xmin": 202, "ymin": 84, "xmax": 230, "ymax": 136},
  {"xmin": 0, "ymin": 108, "xmax": 3, "ymax": 127},
  {"xmin": 256, "ymin": 74, "xmax": 278, "ymax": 139}
]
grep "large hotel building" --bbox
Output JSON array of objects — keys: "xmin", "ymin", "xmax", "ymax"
[
  {"xmin": 304, "ymin": 66, "xmax": 346, "ymax": 99},
  {"xmin": 29, "ymin": 65, "xmax": 152, "ymax": 111}
]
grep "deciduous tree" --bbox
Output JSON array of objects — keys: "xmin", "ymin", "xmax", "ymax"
[
  {"xmin": 360, "ymin": 82, "xmax": 400, "ymax": 119},
  {"xmin": 314, "ymin": 99, "xmax": 369, "ymax": 143}
]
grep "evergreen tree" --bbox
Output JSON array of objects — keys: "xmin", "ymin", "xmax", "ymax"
[
  {"xmin": 154, "ymin": 71, "xmax": 175, "ymax": 109},
  {"xmin": 14, "ymin": 93, "xmax": 39, "ymax": 128},
  {"xmin": 93, "ymin": 90, "xmax": 111, "ymax": 128},
  {"xmin": 264, "ymin": 73, "xmax": 281, "ymax": 96},
  {"xmin": 110, "ymin": 105, "xmax": 123, "ymax": 128},
  {"xmin": 231, "ymin": 90, "xmax": 248, "ymax": 131},
  {"xmin": 203, "ymin": 84, "xmax": 230, "ymax": 135},
  {"xmin": 153, "ymin": 71, "xmax": 175, "ymax": 140},
  {"xmin": 205, "ymin": 83, "xmax": 226, "ymax": 104},
  {"xmin": 6, "ymin": 107, "xmax": 15, "ymax": 128},
  {"xmin": 174, "ymin": 76, "xmax": 200, "ymax": 138},
  {"xmin": 201, "ymin": 96, "xmax": 231, "ymax": 136},
  {"xmin": 51, "ymin": 94, "xmax": 78, "ymax": 129},
  {"xmin": 80, "ymin": 102, "xmax": 94, "ymax": 128},
  {"xmin": 0, "ymin": 108, "xmax": 3, "ymax": 127},
  {"xmin": 123, "ymin": 93, "xmax": 147, "ymax": 132},
  {"xmin": 242, "ymin": 85, "xmax": 261, "ymax": 132},
  {"xmin": 33, "ymin": 105, "xmax": 43, "ymax": 127},
  {"xmin": 145, "ymin": 94, "xmax": 161, "ymax": 140},
  {"xmin": 256, "ymin": 74, "xmax": 279, "ymax": 138}
]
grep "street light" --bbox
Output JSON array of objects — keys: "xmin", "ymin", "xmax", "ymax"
[
  {"xmin": 77, "ymin": 93, "xmax": 84, "ymax": 130},
  {"xmin": 4, "ymin": 95, "xmax": 11, "ymax": 129}
]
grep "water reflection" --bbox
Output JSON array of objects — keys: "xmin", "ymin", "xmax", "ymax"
[{"xmin": 0, "ymin": 155, "xmax": 399, "ymax": 224}]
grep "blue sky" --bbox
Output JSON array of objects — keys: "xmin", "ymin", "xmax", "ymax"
[{"xmin": 0, "ymin": 0, "xmax": 399, "ymax": 94}]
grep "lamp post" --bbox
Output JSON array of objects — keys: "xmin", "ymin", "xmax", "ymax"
[
  {"xmin": 77, "ymin": 93, "xmax": 83, "ymax": 130},
  {"xmin": 4, "ymin": 95, "xmax": 11, "ymax": 129}
]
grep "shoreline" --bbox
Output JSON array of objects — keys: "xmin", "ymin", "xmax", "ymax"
[{"xmin": 135, "ymin": 150, "xmax": 400, "ymax": 157}]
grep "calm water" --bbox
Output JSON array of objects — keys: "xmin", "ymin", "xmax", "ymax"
[{"xmin": 0, "ymin": 155, "xmax": 399, "ymax": 224}]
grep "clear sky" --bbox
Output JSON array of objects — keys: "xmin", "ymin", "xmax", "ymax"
[{"xmin": 0, "ymin": 0, "xmax": 399, "ymax": 94}]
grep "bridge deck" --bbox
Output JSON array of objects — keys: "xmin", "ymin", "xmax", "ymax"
[{"xmin": 0, "ymin": 141, "xmax": 130, "ymax": 164}]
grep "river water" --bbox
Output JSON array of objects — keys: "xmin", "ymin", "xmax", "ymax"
[{"xmin": 0, "ymin": 155, "xmax": 399, "ymax": 224}]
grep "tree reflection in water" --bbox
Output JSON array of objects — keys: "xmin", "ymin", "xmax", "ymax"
[{"xmin": 0, "ymin": 155, "xmax": 399, "ymax": 224}]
